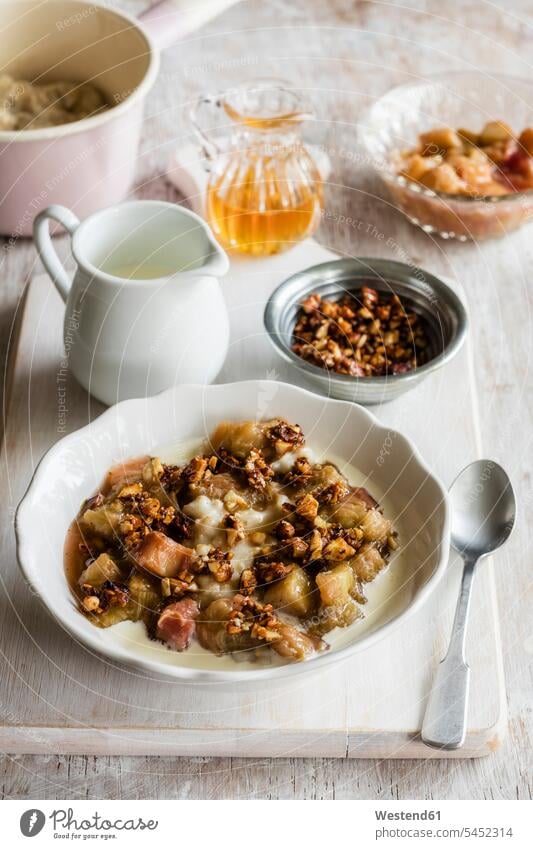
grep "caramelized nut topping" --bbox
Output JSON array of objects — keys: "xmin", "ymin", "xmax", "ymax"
[
  {"xmin": 308, "ymin": 528, "xmax": 324, "ymax": 561},
  {"xmin": 225, "ymin": 513, "xmax": 245, "ymax": 547},
  {"xmin": 292, "ymin": 288, "xmax": 430, "ymax": 377},
  {"xmin": 205, "ymin": 548, "xmax": 233, "ymax": 583},
  {"xmin": 283, "ymin": 455, "xmax": 314, "ymax": 487},
  {"xmin": 244, "ymin": 448, "xmax": 274, "ymax": 490},
  {"xmin": 276, "ymin": 519, "xmax": 296, "ymax": 539},
  {"xmin": 182, "ymin": 456, "xmax": 209, "ymax": 485},
  {"xmin": 71, "ymin": 416, "xmax": 398, "ymax": 665},
  {"xmin": 319, "ymin": 480, "xmax": 350, "ymax": 504},
  {"xmin": 226, "ymin": 594, "xmax": 281, "ymax": 643},
  {"xmin": 295, "ymin": 493, "xmax": 319, "ymax": 522},
  {"xmin": 265, "ymin": 419, "xmax": 305, "ymax": 455},
  {"xmin": 239, "ymin": 568, "xmax": 258, "ymax": 596},
  {"xmin": 80, "ymin": 580, "xmax": 129, "ymax": 614},
  {"xmin": 322, "ymin": 537, "xmax": 356, "ymax": 561},
  {"xmin": 223, "ymin": 489, "xmax": 248, "ymax": 512},
  {"xmin": 290, "ymin": 537, "xmax": 309, "ymax": 559},
  {"xmin": 257, "ymin": 560, "xmax": 294, "ymax": 585},
  {"xmin": 249, "ymin": 531, "xmax": 266, "ymax": 545}
]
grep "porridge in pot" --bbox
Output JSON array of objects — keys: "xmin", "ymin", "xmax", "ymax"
[
  {"xmin": 65, "ymin": 418, "xmax": 399, "ymax": 664},
  {"xmin": 0, "ymin": 74, "xmax": 109, "ymax": 130}
]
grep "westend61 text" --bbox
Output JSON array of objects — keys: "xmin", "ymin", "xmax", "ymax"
[{"xmin": 375, "ymin": 810, "xmax": 441, "ymax": 821}]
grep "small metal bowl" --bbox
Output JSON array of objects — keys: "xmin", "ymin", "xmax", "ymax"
[{"xmin": 264, "ymin": 257, "xmax": 468, "ymax": 405}]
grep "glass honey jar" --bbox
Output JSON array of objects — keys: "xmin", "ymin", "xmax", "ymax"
[{"xmin": 190, "ymin": 79, "xmax": 324, "ymax": 256}]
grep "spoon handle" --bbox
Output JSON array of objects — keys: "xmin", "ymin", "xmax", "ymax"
[{"xmin": 421, "ymin": 555, "xmax": 477, "ymax": 750}]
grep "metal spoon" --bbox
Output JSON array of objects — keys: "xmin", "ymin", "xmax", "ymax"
[{"xmin": 421, "ymin": 460, "xmax": 516, "ymax": 750}]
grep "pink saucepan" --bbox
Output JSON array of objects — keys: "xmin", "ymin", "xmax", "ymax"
[{"xmin": 0, "ymin": 0, "xmax": 240, "ymax": 236}]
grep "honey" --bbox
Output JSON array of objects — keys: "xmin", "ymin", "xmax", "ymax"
[
  {"xmin": 206, "ymin": 149, "xmax": 323, "ymax": 256},
  {"xmin": 191, "ymin": 80, "xmax": 324, "ymax": 256}
]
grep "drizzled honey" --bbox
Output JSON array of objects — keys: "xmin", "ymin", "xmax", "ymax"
[{"xmin": 192, "ymin": 81, "xmax": 324, "ymax": 256}]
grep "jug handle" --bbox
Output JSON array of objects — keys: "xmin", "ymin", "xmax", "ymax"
[
  {"xmin": 189, "ymin": 94, "xmax": 224, "ymax": 163},
  {"xmin": 33, "ymin": 205, "xmax": 80, "ymax": 303}
]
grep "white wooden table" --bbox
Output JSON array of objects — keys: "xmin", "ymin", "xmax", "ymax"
[{"xmin": 1, "ymin": 0, "xmax": 532, "ymax": 799}]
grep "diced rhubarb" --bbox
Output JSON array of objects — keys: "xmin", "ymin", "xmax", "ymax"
[
  {"xmin": 500, "ymin": 149, "xmax": 533, "ymax": 190},
  {"xmin": 103, "ymin": 456, "xmax": 150, "ymax": 493},
  {"xmin": 272, "ymin": 624, "xmax": 324, "ymax": 661},
  {"xmin": 350, "ymin": 487, "xmax": 378, "ymax": 509},
  {"xmin": 209, "ymin": 420, "xmax": 266, "ymax": 459},
  {"xmin": 135, "ymin": 531, "xmax": 194, "ymax": 578},
  {"xmin": 156, "ymin": 598, "xmax": 199, "ymax": 651}
]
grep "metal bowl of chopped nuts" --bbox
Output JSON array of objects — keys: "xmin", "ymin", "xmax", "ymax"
[{"xmin": 264, "ymin": 258, "xmax": 468, "ymax": 405}]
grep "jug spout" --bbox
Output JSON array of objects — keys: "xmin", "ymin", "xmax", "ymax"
[
  {"xmin": 168, "ymin": 210, "xmax": 229, "ymax": 280},
  {"xmin": 201, "ymin": 233, "xmax": 230, "ymax": 277}
]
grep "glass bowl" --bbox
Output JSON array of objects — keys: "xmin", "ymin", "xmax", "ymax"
[
  {"xmin": 264, "ymin": 258, "xmax": 468, "ymax": 405},
  {"xmin": 358, "ymin": 71, "xmax": 533, "ymax": 241}
]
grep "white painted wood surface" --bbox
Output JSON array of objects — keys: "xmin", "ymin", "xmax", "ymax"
[
  {"xmin": 0, "ymin": 0, "xmax": 531, "ymax": 799},
  {"xmin": 0, "ymin": 251, "xmax": 504, "ymax": 759}
]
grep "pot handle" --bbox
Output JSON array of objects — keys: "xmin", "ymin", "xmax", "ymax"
[
  {"xmin": 33, "ymin": 205, "xmax": 80, "ymax": 303},
  {"xmin": 139, "ymin": 0, "xmax": 242, "ymax": 51}
]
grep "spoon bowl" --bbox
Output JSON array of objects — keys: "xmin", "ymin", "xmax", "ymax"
[{"xmin": 450, "ymin": 460, "xmax": 516, "ymax": 558}]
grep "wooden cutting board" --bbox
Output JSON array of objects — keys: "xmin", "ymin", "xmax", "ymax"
[{"xmin": 0, "ymin": 242, "xmax": 505, "ymax": 758}]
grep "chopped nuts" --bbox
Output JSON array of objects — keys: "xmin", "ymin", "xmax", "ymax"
[
  {"xmin": 223, "ymin": 488, "xmax": 248, "ymax": 512},
  {"xmin": 295, "ymin": 493, "xmax": 319, "ymax": 522},
  {"xmin": 73, "ymin": 417, "xmax": 398, "ymax": 664},
  {"xmin": 181, "ymin": 456, "xmax": 209, "ymax": 485},
  {"xmin": 308, "ymin": 528, "xmax": 324, "ymax": 561},
  {"xmin": 290, "ymin": 537, "xmax": 309, "ymax": 559},
  {"xmin": 140, "ymin": 497, "xmax": 165, "ymax": 519},
  {"xmin": 224, "ymin": 513, "xmax": 245, "ymax": 547},
  {"xmin": 387, "ymin": 532, "xmax": 399, "ymax": 551},
  {"xmin": 244, "ymin": 448, "xmax": 274, "ymax": 490},
  {"xmin": 226, "ymin": 594, "xmax": 281, "ymax": 643},
  {"xmin": 81, "ymin": 594, "xmax": 101, "ymax": 613},
  {"xmin": 322, "ymin": 537, "xmax": 356, "ymax": 561},
  {"xmin": 118, "ymin": 482, "xmax": 143, "ymax": 498},
  {"xmin": 161, "ymin": 576, "xmax": 198, "ymax": 598},
  {"xmin": 283, "ymin": 455, "xmax": 313, "ymax": 487},
  {"xmin": 319, "ymin": 480, "xmax": 350, "ymax": 504},
  {"xmin": 292, "ymin": 287, "xmax": 430, "ymax": 377},
  {"xmin": 206, "ymin": 548, "xmax": 233, "ymax": 583},
  {"xmin": 265, "ymin": 419, "xmax": 305, "ymax": 455},
  {"xmin": 142, "ymin": 457, "xmax": 164, "ymax": 487},
  {"xmin": 80, "ymin": 580, "xmax": 129, "ymax": 614},
  {"xmin": 256, "ymin": 560, "xmax": 294, "ymax": 584},
  {"xmin": 117, "ymin": 485, "xmax": 176, "ymax": 549},
  {"xmin": 275, "ymin": 519, "xmax": 296, "ymax": 539},
  {"xmin": 313, "ymin": 515, "xmax": 328, "ymax": 529},
  {"xmin": 239, "ymin": 568, "xmax": 257, "ymax": 595},
  {"xmin": 249, "ymin": 531, "xmax": 266, "ymax": 545}
]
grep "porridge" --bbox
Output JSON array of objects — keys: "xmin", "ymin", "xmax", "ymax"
[
  {"xmin": 0, "ymin": 74, "xmax": 108, "ymax": 130},
  {"xmin": 65, "ymin": 418, "xmax": 398, "ymax": 664}
]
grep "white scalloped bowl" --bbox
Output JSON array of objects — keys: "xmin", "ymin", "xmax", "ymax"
[{"xmin": 15, "ymin": 381, "xmax": 449, "ymax": 682}]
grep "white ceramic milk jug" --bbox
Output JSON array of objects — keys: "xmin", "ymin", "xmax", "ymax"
[{"xmin": 34, "ymin": 200, "xmax": 230, "ymax": 406}]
